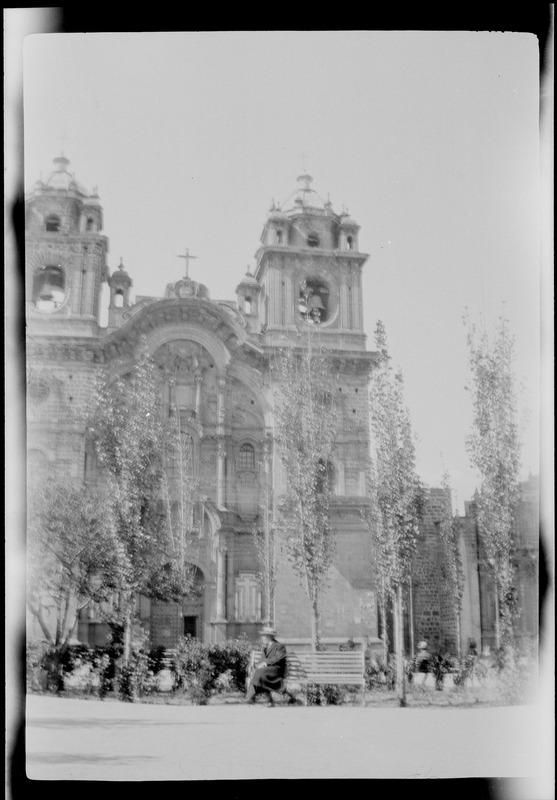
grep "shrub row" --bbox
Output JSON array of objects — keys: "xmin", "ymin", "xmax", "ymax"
[{"xmin": 26, "ymin": 634, "xmax": 253, "ymax": 704}]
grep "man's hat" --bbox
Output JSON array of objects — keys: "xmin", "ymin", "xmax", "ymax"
[
  {"xmin": 258, "ymin": 626, "xmax": 277, "ymax": 638},
  {"xmin": 418, "ymin": 641, "xmax": 428, "ymax": 649}
]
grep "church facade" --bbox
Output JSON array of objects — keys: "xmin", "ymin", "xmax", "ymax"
[{"xmin": 25, "ymin": 157, "xmax": 538, "ymax": 656}]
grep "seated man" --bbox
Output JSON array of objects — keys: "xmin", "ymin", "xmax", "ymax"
[{"xmin": 246, "ymin": 626, "xmax": 296, "ymax": 706}]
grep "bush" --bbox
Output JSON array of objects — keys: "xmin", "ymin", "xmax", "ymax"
[
  {"xmin": 26, "ymin": 638, "xmax": 53, "ymax": 691},
  {"xmin": 148, "ymin": 645, "xmax": 168, "ymax": 675},
  {"xmin": 116, "ymin": 647, "xmax": 156, "ymax": 702},
  {"xmin": 170, "ymin": 635, "xmax": 214, "ymax": 704},
  {"xmin": 205, "ymin": 637, "xmax": 252, "ymax": 693},
  {"xmin": 365, "ymin": 653, "xmax": 395, "ymax": 690},
  {"xmin": 493, "ymin": 646, "xmax": 538, "ymax": 705},
  {"xmin": 306, "ymin": 684, "xmax": 347, "ymax": 705},
  {"xmin": 91, "ymin": 650, "xmax": 112, "ymax": 698}
]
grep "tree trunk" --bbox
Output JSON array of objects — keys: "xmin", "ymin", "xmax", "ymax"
[
  {"xmin": 379, "ymin": 581, "xmax": 389, "ymax": 665},
  {"xmin": 123, "ymin": 593, "xmax": 133, "ymax": 664},
  {"xmin": 394, "ymin": 584, "xmax": 406, "ymax": 706},
  {"xmin": 494, "ymin": 586, "xmax": 500, "ymax": 652},
  {"xmin": 456, "ymin": 610, "xmax": 462, "ymax": 659},
  {"xmin": 310, "ymin": 590, "xmax": 321, "ymax": 652},
  {"xmin": 27, "ymin": 603, "xmax": 54, "ymax": 642}
]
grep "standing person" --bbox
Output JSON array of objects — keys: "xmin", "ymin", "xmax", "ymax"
[{"xmin": 246, "ymin": 627, "xmax": 295, "ymax": 706}]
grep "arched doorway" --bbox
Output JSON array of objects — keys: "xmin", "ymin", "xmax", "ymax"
[
  {"xmin": 149, "ymin": 564, "xmax": 206, "ymax": 647},
  {"xmin": 181, "ymin": 565, "xmax": 205, "ymax": 639}
]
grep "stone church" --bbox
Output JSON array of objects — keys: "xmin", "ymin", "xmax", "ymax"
[{"xmin": 25, "ymin": 156, "xmax": 538, "ymax": 656}]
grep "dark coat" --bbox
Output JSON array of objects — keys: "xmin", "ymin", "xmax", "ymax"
[{"xmin": 250, "ymin": 640, "xmax": 287, "ymax": 692}]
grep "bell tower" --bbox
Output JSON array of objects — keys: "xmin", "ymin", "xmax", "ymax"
[
  {"xmin": 254, "ymin": 174, "xmax": 369, "ymax": 350},
  {"xmin": 25, "ymin": 155, "xmax": 109, "ymax": 336}
]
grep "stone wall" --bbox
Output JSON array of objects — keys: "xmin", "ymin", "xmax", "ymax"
[{"xmin": 411, "ymin": 489, "xmax": 445, "ymax": 652}]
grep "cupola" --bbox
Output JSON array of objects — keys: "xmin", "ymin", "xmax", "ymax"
[{"xmin": 236, "ymin": 270, "xmax": 260, "ymax": 315}]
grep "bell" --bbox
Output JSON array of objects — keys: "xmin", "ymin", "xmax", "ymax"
[
  {"xmin": 308, "ymin": 294, "xmax": 325, "ymax": 311},
  {"xmin": 38, "ymin": 284, "xmax": 57, "ymax": 301}
]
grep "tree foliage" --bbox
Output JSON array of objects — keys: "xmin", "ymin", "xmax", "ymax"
[
  {"xmin": 88, "ymin": 341, "xmax": 196, "ymax": 658},
  {"xmin": 438, "ymin": 471, "xmax": 465, "ymax": 656},
  {"xmin": 273, "ymin": 323, "xmax": 339, "ymax": 650},
  {"xmin": 364, "ymin": 320, "xmax": 424, "ymax": 703},
  {"xmin": 366, "ymin": 321, "xmax": 424, "ymax": 591},
  {"xmin": 159, "ymin": 406, "xmax": 201, "ymax": 600},
  {"xmin": 27, "ymin": 477, "xmax": 118, "ymax": 646},
  {"xmin": 253, "ymin": 458, "xmax": 277, "ymax": 626},
  {"xmin": 465, "ymin": 314, "xmax": 522, "ymax": 648}
]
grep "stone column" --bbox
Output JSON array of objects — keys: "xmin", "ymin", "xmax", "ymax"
[
  {"xmin": 215, "ymin": 546, "xmax": 227, "ymax": 622},
  {"xmin": 216, "ymin": 376, "xmax": 226, "ymax": 508},
  {"xmin": 216, "ymin": 377, "xmax": 226, "ymax": 432},
  {"xmin": 194, "ymin": 372, "xmax": 203, "ymax": 417},
  {"xmin": 217, "ymin": 437, "xmax": 226, "ymax": 509},
  {"xmin": 262, "ymin": 430, "xmax": 273, "ymax": 475}
]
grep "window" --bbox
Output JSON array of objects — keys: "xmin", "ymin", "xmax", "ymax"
[
  {"xmin": 86, "ymin": 217, "xmax": 95, "ymax": 232},
  {"xmin": 315, "ymin": 458, "xmax": 335, "ymax": 494},
  {"xmin": 114, "ymin": 289, "xmax": 124, "ymax": 308},
  {"xmin": 244, "ymin": 297, "xmax": 252, "ymax": 314},
  {"xmin": 299, "ymin": 279, "xmax": 330, "ymax": 324},
  {"xmin": 235, "ymin": 573, "xmax": 262, "ymax": 622},
  {"xmin": 238, "ymin": 443, "xmax": 255, "ymax": 470},
  {"xmin": 346, "ymin": 235, "xmax": 353, "ymax": 250},
  {"xmin": 33, "ymin": 266, "xmax": 65, "ymax": 312},
  {"xmin": 307, "ymin": 232, "xmax": 319, "ymax": 248},
  {"xmin": 276, "ymin": 229, "xmax": 283, "ymax": 244},
  {"xmin": 45, "ymin": 214, "xmax": 61, "ymax": 232}
]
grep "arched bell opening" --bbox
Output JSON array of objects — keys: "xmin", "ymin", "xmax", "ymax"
[{"xmin": 32, "ymin": 265, "xmax": 66, "ymax": 312}]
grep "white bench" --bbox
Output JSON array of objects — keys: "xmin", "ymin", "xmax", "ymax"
[{"xmin": 248, "ymin": 649, "xmax": 366, "ymax": 705}]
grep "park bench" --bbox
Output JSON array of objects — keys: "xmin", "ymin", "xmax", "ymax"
[{"xmin": 248, "ymin": 648, "xmax": 366, "ymax": 706}]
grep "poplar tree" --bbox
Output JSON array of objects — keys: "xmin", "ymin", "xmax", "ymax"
[
  {"xmin": 438, "ymin": 471, "xmax": 465, "ymax": 658},
  {"xmin": 253, "ymin": 464, "xmax": 277, "ymax": 626},
  {"xmin": 159, "ymin": 405, "xmax": 200, "ymax": 599},
  {"xmin": 465, "ymin": 314, "xmax": 522, "ymax": 652},
  {"xmin": 273, "ymin": 302, "xmax": 338, "ymax": 651},
  {"xmin": 365, "ymin": 321, "xmax": 424, "ymax": 705},
  {"xmin": 89, "ymin": 343, "xmax": 175, "ymax": 662}
]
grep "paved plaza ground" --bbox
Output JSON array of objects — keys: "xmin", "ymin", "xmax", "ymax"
[{"xmin": 17, "ymin": 693, "xmax": 551, "ymax": 789}]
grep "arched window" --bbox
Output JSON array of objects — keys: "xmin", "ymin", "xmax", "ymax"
[
  {"xmin": 276, "ymin": 229, "xmax": 283, "ymax": 244},
  {"xmin": 45, "ymin": 214, "xmax": 61, "ymax": 232},
  {"xmin": 299, "ymin": 279, "xmax": 330, "ymax": 324},
  {"xmin": 33, "ymin": 265, "xmax": 65, "ymax": 312},
  {"xmin": 238, "ymin": 443, "xmax": 255, "ymax": 470},
  {"xmin": 86, "ymin": 217, "xmax": 95, "ymax": 232},
  {"xmin": 346, "ymin": 235, "xmax": 353, "ymax": 250},
  {"xmin": 114, "ymin": 289, "xmax": 124, "ymax": 308},
  {"xmin": 244, "ymin": 297, "xmax": 252, "ymax": 314},
  {"xmin": 307, "ymin": 232, "xmax": 320, "ymax": 248}
]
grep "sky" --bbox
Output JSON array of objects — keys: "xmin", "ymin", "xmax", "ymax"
[{"xmin": 16, "ymin": 27, "xmax": 549, "ymax": 513}]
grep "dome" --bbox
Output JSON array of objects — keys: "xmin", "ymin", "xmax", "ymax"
[
  {"xmin": 83, "ymin": 189, "xmax": 101, "ymax": 207},
  {"xmin": 267, "ymin": 209, "xmax": 288, "ymax": 222},
  {"xmin": 43, "ymin": 156, "xmax": 89, "ymax": 196},
  {"xmin": 108, "ymin": 259, "xmax": 132, "ymax": 288},
  {"xmin": 339, "ymin": 212, "xmax": 359, "ymax": 228},
  {"xmin": 236, "ymin": 271, "xmax": 259, "ymax": 292},
  {"xmin": 282, "ymin": 174, "xmax": 327, "ymax": 212}
]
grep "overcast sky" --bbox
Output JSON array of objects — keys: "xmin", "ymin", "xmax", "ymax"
[{"xmin": 20, "ymin": 29, "xmax": 546, "ymax": 512}]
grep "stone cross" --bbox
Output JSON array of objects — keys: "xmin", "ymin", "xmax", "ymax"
[{"xmin": 177, "ymin": 247, "xmax": 198, "ymax": 279}]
